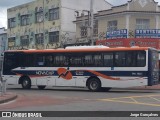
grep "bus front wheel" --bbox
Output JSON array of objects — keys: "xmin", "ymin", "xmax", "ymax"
[
  {"xmin": 38, "ymin": 86, "xmax": 46, "ymax": 90},
  {"xmin": 21, "ymin": 77, "xmax": 31, "ymax": 89},
  {"xmin": 87, "ymin": 78, "xmax": 101, "ymax": 92}
]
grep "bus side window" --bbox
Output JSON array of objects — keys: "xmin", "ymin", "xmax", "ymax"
[
  {"xmin": 54, "ymin": 55, "xmax": 68, "ymax": 67},
  {"xmin": 54, "ymin": 56, "xmax": 62, "ymax": 66},
  {"xmin": 84, "ymin": 55, "xmax": 94, "ymax": 66},
  {"xmin": 45, "ymin": 55, "xmax": 54, "ymax": 67},
  {"xmin": 94, "ymin": 54, "xmax": 102, "ymax": 67},
  {"xmin": 24, "ymin": 54, "xmax": 35, "ymax": 67},
  {"xmin": 70, "ymin": 56, "xmax": 83, "ymax": 67},
  {"xmin": 115, "ymin": 52, "xmax": 125, "ymax": 67},
  {"xmin": 104, "ymin": 53, "xmax": 113, "ymax": 67},
  {"xmin": 137, "ymin": 51, "xmax": 146, "ymax": 67},
  {"xmin": 37, "ymin": 56, "xmax": 45, "ymax": 66},
  {"xmin": 125, "ymin": 52, "xmax": 136, "ymax": 67}
]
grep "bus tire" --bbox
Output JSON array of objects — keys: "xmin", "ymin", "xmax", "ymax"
[
  {"xmin": 38, "ymin": 86, "xmax": 46, "ymax": 90},
  {"xmin": 87, "ymin": 78, "xmax": 101, "ymax": 92},
  {"xmin": 21, "ymin": 77, "xmax": 31, "ymax": 89}
]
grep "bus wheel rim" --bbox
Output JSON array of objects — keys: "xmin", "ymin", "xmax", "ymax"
[
  {"xmin": 23, "ymin": 80, "xmax": 28, "ymax": 86},
  {"xmin": 90, "ymin": 81, "xmax": 98, "ymax": 90}
]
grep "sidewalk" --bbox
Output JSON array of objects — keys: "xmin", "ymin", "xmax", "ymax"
[
  {"xmin": 0, "ymin": 93, "xmax": 17, "ymax": 104},
  {"xmin": 130, "ymin": 84, "xmax": 160, "ymax": 90},
  {"xmin": 126, "ymin": 84, "xmax": 160, "ymax": 90}
]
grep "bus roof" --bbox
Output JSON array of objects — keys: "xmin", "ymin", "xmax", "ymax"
[{"xmin": 5, "ymin": 47, "xmax": 152, "ymax": 53}]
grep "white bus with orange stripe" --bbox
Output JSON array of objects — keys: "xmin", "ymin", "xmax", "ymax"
[{"xmin": 2, "ymin": 46, "xmax": 159, "ymax": 91}]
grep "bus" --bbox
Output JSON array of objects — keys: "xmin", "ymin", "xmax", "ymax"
[{"xmin": 2, "ymin": 46, "xmax": 159, "ymax": 92}]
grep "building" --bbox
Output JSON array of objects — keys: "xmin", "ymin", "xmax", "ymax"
[
  {"xmin": 75, "ymin": 0, "xmax": 160, "ymax": 49},
  {"xmin": 7, "ymin": 0, "xmax": 112, "ymax": 50},
  {"xmin": 0, "ymin": 27, "xmax": 7, "ymax": 70},
  {"xmin": 0, "ymin": 28, "xmax": 7, "ymax": 53}
]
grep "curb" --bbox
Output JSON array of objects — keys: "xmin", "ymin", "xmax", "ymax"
[
  {"xmin": 0, "ymin": 94, "xmax": 18, "ymax": 104},
  {"xmin": 114, "ymin": 86, "xmax": 160, "ymax": 91}
]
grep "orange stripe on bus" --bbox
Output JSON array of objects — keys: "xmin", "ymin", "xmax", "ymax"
[{"xmin": 86, "ymin": 70, "xmax": 120, "ymax": 80}]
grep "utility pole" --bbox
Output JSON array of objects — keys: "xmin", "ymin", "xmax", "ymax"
[{"xmin": 90, "ymin": 0, "xmax": 94, "ymax": 45}]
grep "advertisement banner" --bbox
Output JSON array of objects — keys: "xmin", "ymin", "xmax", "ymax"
[{"xmin": 96, "ymin": 38, "xmax": 160, "ymax": 49}]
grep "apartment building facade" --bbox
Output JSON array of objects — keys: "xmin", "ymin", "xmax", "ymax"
[
  {"xmin": 75, "ymin": 0, "xmax": 160, "ymax": 48},
  {"xmin": 7, "ymin": 0, "xmax": 112, "ymax": 50}
]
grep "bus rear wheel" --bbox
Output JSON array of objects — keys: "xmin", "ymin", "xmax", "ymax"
[
  {"xmin": 21, "ymin": 77, "xmax": 31, "ymax": 89},
  {"xmin": 38, "ymin": 86, "xmax": 46, "ymax": 90},
  {"xmin": 87, "ymin": 78, "xmax": 101, "ymax": 92}
]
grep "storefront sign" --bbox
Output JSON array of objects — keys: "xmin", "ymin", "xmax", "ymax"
[
  {"xmin": 106, "ymin": 29, "xmax": 127, "ymax": 39},
  {"xmin": 135, "ymin": 29, "xmax": 160, "ymax": 38},
  {"xmin": 96, "ymin": 38, "xmax": 160, "ymax": 49}
]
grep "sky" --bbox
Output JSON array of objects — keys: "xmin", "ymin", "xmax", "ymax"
[
  {"xmin": 0, "ymin": 0, "xmax": 160, "ymax": 28},
  {"xmin": 0, "ymin": 0, "xmax": 34, "ymax": 28}
]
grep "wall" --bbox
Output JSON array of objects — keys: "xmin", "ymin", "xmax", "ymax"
[
  {"xmin": 129, "ymin": 0, "xmax": 157, "ymax": 11},
  {"xmin": 0, "ymin": 28, "xmax": 7, "ymax": 70},
  {"xmin": 0, "ymin": 28, "xmax": 7, "ymax": 52}
]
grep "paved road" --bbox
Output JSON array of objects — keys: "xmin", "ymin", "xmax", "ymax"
[{"xmin": 1, "ymin": 85, "xmax": 160, "ymax": 120}]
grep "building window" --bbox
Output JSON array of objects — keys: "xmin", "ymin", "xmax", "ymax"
[
  {"xmin": 21, "ymin": 35, "xmax": 29, "ymax": 46},
  {"xmin": 8, "ymin": 37, "xmax": 15, "ymax": 47},
  {"xmin": 8, "ymin": 18, "xmax": 16, "ymax": 28},
  {"xmin": 21, "ymin": 15, "xmax": 29, "ymax": 26},
  {"xmin": 136, "ymin": 19, "xmax": 150, "ymax": 29},
  {"xmin": 49, "ymin": 8, "xmax": 59, "ymax": 21},
  {"xmin": 107, "ymin": 20, "xmax": 117, "ymax": 31},
  {"xmin": 49, "ymin": 31, "xmax": 59, "ymax": 43},
  {"xmin": 35, "ymin": 11, "xmax": 43, "ymax": 23},
  {"xmin": 80, "ymin": 26, "xmax": 87, "ymax": 38},
  {"xmin": 93, "ymin": 20, "xmax": 98, "ymax": 37},
  {"xmin": 35, "ymin": 33, "xmax": 44, "ymax": 44}
]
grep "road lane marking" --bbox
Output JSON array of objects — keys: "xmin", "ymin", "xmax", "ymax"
[
  {"xmin": 100, "ymin": 94, "xmax": 160, "ymax": 100},
  {"xmin": 149, "ymin": 96, "xmax": 160, "ymax": 102},
  {"xmin": 98, "ymin": 94, "xmax": 160, "ymax": 107},
  {"xmin": 130, "ymin": 97, "xmax": 138, "ymax": 103},
  {"xmin": 100, "ymin": 99, "xmax": 160, "ymax": 107}
]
